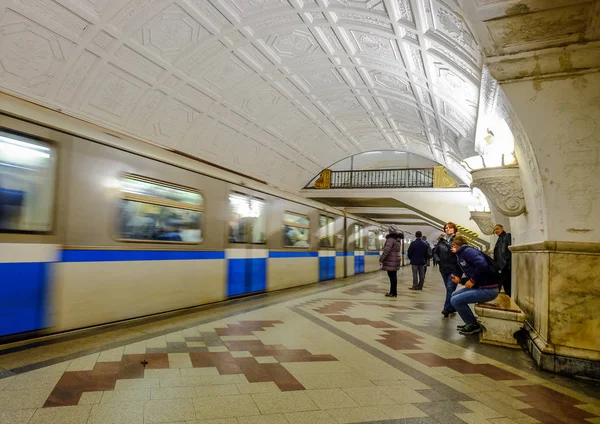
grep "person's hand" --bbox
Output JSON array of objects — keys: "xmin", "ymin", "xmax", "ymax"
[
  {"xmin": 464, "ymin": 280, "xmax": 475, "ymax": 289},
  {"xmin": 450, "ymin": 274, "xmax": 461, "ymax": 284}
]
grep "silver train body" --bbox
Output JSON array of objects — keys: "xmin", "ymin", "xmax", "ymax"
[{"xmin": 0, "ymin": 98, "xmax": 390, "ymax": 341}]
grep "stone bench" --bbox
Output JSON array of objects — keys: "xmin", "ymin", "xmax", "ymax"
[{"xmin": 475, "ymin": 293, "xmax": 526, "ymax": 348}]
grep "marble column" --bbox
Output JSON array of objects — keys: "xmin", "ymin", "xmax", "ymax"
[{"xmin": 459, "ymin": 1, "xmax": 600, "ymax": 378}]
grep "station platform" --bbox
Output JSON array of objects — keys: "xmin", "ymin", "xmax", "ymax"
[{"xmin": 0, "ymin": 270, "xmax": 598, "ymax": 424}]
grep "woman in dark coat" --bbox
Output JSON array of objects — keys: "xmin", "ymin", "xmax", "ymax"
[
  {"xmin": 432, "ymin": 222, "xmax": 462, "ymax": 317},
  {"xmin": 379, "ymin": 225, "xmax": 402, "ymax": 297}
]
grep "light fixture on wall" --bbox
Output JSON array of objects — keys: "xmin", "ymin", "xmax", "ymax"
[
  {"xmin": 467, "ymin": 205, "xmax": 494, "ymax": 235},
  {"xmin": 462, "ymin": 152, "xmax": 526, "ymax": 217}
]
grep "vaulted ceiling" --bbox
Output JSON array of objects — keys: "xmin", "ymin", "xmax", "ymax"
[{"xmin": 0, "ymin": 0, "xmax": 482, "ymax": 190}]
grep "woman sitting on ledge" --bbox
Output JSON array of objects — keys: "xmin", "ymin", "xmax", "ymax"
[{"xmin": 450, "ymin": 235, "xmax": 500, "ymax": 335}]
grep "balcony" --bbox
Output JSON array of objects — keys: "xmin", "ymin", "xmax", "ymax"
[{"xmin": 305, "ymin": 168, "xmax": 441, "ymax": 189}]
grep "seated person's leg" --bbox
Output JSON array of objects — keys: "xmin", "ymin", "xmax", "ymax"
[{"xmin": 450, "ymin": 290, "xmax": 479, "ymax": 326}]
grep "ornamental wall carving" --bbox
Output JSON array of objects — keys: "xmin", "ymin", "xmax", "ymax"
[
  {"xmin": 471, "ymin": 167, "xmax": 526, "ymax": 217},
  {"xmin": 469, "ymin": 211, "xmax": 494, "ymax": 235}
]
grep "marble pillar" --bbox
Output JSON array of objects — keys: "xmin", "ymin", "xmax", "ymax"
[
  {"xmin": 511, "ymin": 242, "xmax": 600, "ymax": 377},
  {"xmin": 458, "ymin": 1, "xmax": 600, "ymax": 378}
]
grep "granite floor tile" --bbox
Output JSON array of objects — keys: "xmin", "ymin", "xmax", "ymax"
[
  {"xmin": 0, "ymin": 388, "xmax": 52, "ymax": 409},
  {"xmin": 380, "ymin": 403, "xmax": 430, "ymax": 420},
  {"xmin": 88, "ymin": 401, "xmax": 144, "ymax": 424},
  {"xmin": 237, "ymin": 382, "xmax": 281, "ymax": 394},
  {"xmin": 144, "ymin": 398, "xmax": 196, "ymax": 423},
  {"xmin": 384, "ymin": 386, "xmax": 432, "ymax": 404},
  {"xmin": 144, "ymin": 369, "xmax": 181, "ymax": 379},
  {"xmin": 101, "ymin": 388, "xmax": 150, "ymax": 403},
  {"xmin": 460, "ymin": 401, "xmax": 506, "ymax": 420},
  {"xmin": 78, "ymin": 391, "xmax": 103, "ymax": 405},
  {"xmin": 305, "ymin": 388, "xmax": 359, "ymax": 410},
  {"xmin": 114, "ymin": 378, "xmax": 160, "ymax": 391},
  {"xmin": 29, "ymin": 404, "xmax": 92, "ymax": 424},
  {"xmin": 327, "ymin": 405, "xmax": 390, "ymax": 423},
  {"xmin": 151, "ymin": 386, "xmax": 197, "ymax": 399},
  {"xmin": 0, "ymin": 408, "xmax": 36, "ymax": 424},
  {"xmin": 196, "ymin": 419, "xmax": 238, "ymax": 424},
  {"xmin": 252, "ymin": 391, "xmax": 319, "ymax": 414},
  {"xmin": 66, "ymin": 354, "xmax": 101, "ymax": 372},
  {"xmin": 236, "ymin": 414, "xmax": 289, "ymax": 424},
  {"xmin": 284, "ymin": 410, "xmax": 338, "ymax": 424},
  {"xmin": 194, "ymin": 384, "xmax": 240, "ymax": 398},
  {"xmin": 255, "ymin": 357, "xmax": 279, "ymax": 364},
  {"xmin": 168, "ymin": 353, "xmax": 193, "ymax": 368},
  {"xmin": 455, "ymin": 412, "xmax": 495, "ymax": 424},
  {"xmin": 179, "ymin": 367, "xmax": 220, "ymax": 377},
  {"xmin": 342, "ymin": 386, "xmax": 396, "ymax": 406},
  {"xmin": 293, "ymin": 373, "xmax": 373, "ymax": 389},
  {"xmin": 97, "ymin": 347, "xmax": 124, "ymax": 363},
  {"xmin": 193, "ymin": 394, "xmax": 260, "ymax": 419}
]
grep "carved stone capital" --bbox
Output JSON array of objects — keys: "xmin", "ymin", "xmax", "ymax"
[
  {"xmin": 470, "ymin": 166, "xmax": 526, "ymax": 217},
  {"xmin": 469, "ymin": 211, "xmax": 494, "ymax": 235}
]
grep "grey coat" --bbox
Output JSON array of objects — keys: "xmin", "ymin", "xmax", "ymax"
[{"xmin": 380, "ymin": 233, "xmax": 402, "ymax": 271}]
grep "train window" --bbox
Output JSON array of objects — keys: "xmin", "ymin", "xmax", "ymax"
[
  {"xmin": 319, "ymin": 215, "xmax": 335, "ymax": 248},
  {"xmin": 228, "ymin": 192, "xmax": 266, "ymax": 244},
  {"xmin": 283, "ymin": 212, "xmax": 310, "ymax": 248},
  {"xmin": 354, "ymin": 224, "xmax": 364, "ymax": 249},
  {"xmin": 117, "ymin": 175, "xmax": 203, "ymax": 243},
  {"xmin": 368, "ymin": 230, "xmax": 378, "ymax": 250},
  {"xmin": 0, "ymin": 131, "xmax": 56, "ymax": 233}
]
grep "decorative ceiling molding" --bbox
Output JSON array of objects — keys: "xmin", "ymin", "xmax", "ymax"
[
  {"xmin": 0, "ymin": 0, "xmax": 483, "ymax": 189},
  {"xmin": 458, "ymin": 0, "xmax": 600, "ymax": 82}
]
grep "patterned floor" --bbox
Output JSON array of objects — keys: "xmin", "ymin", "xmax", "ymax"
[{"xmin": 0, "ymin": 269, "xmax": 598, "ymax": 424}]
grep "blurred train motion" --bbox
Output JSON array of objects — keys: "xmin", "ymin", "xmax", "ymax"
[{"xmin": 0, "ymin": 110, "xmax": 395, "ymax": 341}]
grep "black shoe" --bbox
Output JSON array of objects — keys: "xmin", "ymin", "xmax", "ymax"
[
  {"xmin": 385, "ymin": 293, "xmax": 392, "ymax": 297},
  {"xmin": 459, "ymin": 324, "xmax": 482, "ymax": 335},
  {"xmin": 442, "ymin": 310, "xmax": 449, "ymax": 318},
  {"xmin": 456, "ymin": 324, "xmax": 466, "ymax": 330}
]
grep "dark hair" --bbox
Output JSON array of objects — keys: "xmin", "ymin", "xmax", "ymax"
[
  {"xmin": 415, "ymin": 231, "xmax": 422, "ymax": 238},
  {"xmin": 444, "ymin": 222, "xmax": 458, "ymax": 234}
]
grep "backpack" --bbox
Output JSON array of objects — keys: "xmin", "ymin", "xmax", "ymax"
[{"xmin": 482, "ymin": 252, "xmax": 502, "ymax": 283}]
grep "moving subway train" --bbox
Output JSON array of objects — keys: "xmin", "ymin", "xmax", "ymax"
[{"xmin": 0, "ymin": 100, "xmax": 393, "ymax": 341}]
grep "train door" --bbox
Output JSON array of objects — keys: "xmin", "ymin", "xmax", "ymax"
[
  {"xmin": 226, "ymin": 192, "xmax": 267, "ymax": 297},
  {"xmin": 353, "ymin": 223, "xmax": 365, "ymax": 274},
  {"xmin": 318, "ymin": 214, "xmax": 335, "ymax": 281}
]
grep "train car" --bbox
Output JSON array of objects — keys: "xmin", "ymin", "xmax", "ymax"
[{"xmin": 0, "ymin": 96, "xmax": 386, "ymax": 341}]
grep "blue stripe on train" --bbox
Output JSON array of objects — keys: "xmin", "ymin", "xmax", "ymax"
[
  {"xmin": 365, "ymin": 252, "xmax": 381, "ymax": 256},
  {"xmin": 0, "ymin": 262, "xmax": 49, "ymax": 337},
  {"xmin": 227, "ymin": 258, "xmax": 266, "ymax": 297},
  {"xmin": 61, "ymin": 250, "xmax": 225, "ymax": 262},
  {"xmin": 269, "ymin": 251, "xmax": 318, "ymax": 258}
]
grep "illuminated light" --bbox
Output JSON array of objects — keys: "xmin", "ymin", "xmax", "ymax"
[{"xmin": 0, "ymin": 134, "xmax": 50, "ymax": 152}]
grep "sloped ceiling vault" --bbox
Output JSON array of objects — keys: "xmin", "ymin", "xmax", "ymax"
[{"xmin": 0, "ymin": 0, "xmax": 482, "ymax": 190}]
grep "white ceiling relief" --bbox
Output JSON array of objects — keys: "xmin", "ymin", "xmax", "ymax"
[{"xmin": 0, "ymin": 0, "xmax": 482, "ymax": 190}]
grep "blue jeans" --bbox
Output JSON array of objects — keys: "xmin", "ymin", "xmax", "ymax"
[
  {"xmin": 441, "ymin": 273, "xmax": 457, "ymax": 312},
  {"xmin": 450, "ymin": 288, "xmax": 499, "ymax": 325}
]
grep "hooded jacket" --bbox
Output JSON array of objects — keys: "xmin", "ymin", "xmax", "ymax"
[
  {"xmin": 380, "ymin": 233, "xmax": 402, "ymax": 271},
  {"xmin": 455, "ymin": 245, "xmax": 498, "ymax": 289}
]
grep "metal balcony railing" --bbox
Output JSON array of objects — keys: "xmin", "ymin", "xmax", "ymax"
[{"xmin": 308, "ymin": 168, "xmax": 435, "ymax": 189}]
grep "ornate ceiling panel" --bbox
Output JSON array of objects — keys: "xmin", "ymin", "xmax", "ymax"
[{"xmin": 0, "ymin": 0, "xmax": 482, "ymax": 190}]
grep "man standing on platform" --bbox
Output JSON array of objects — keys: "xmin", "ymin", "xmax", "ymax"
[
  {"xmin": 408, "ymin": 231, "xmax": 429, "ymax": 291},
  {"xmin": 493, "ymin": 224, "xmax": 512, "ymax": 296}
]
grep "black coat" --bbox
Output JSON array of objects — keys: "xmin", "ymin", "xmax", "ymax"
[
  {"xmin": 493, "ymin": 231, "xmax": 512, "ymax": 271},
  {"xmin": 407, "ymin": 238, "xmax": 429, "ymax": 266},
  {"xmin": 433, "ymin": 236, "xmax": 462, "ymax": 275}
]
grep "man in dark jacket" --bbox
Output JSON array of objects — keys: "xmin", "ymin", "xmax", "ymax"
[
  {"xmin": 433, "ymin": 223, "xmax": 463, "ymax": 317},
  {"xmin": 493, "ymin": 224, "xmax": 512, "ymax": 296},
  {"xmin": 450, "ymin": 235, "xmax": 500, "ymax": 335},
  {"xmin": 407, "ymin": 231, "xmax": 429, "ymax": 290}
]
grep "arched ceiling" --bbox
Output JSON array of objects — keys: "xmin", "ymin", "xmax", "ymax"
[{"xmin": 0, "ymin": 0, "xmax": 482, "ymax": 190}]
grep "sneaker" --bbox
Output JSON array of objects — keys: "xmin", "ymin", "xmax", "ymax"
[{"xmin": 459, "ymin": 324, "xmax": 482, "ymax": 335}]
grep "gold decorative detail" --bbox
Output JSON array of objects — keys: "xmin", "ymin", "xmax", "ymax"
[
  {"xmin": 314, "ymin": 169, "xmax": 331, "ymax": 189},
  {"xmin": 433, "ymin": 166, "xmax": 457, "ymax": 188}
]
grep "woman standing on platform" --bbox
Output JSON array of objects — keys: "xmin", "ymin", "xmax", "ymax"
[
  {"xmin": 433, "ymin": 222, "xmax": 462, "ymax": 317},
  {"xmin": 379, "ymin": 225, "xmax": 402, "ymax": 298}
]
